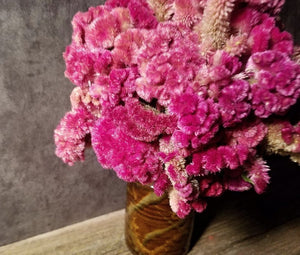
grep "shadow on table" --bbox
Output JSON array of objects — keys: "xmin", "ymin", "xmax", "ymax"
[{"xmin": 189, "ymin": 155, "xmax": 300, "ymax": 250}]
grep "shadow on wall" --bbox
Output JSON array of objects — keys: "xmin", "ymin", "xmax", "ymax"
[{"xmin": 0, "ymin": 0, "xmax": 299, "ymax": 247}]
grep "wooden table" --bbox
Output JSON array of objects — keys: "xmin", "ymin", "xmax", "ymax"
[{"xmin": 0, "ymin": 156, "xmax": 299, "ymax": 255}]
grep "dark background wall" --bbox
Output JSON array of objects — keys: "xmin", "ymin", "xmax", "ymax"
[{"xmin": 0, "ymin": 0, "xmax": 299, "ymax": 247}]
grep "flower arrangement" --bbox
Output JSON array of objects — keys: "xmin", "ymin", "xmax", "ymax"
[{"xmin": 54, "ymin": 0, "xmax": 300, "ymax": 218}]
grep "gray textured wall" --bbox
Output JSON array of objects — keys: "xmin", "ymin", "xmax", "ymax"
[
  {"xmin": 0, "ymin": 0, "xmax": 126, "ymax": 246},
  {"xmin": 0, "ymin": 0, "xmax": 299, "ymax": 247}
]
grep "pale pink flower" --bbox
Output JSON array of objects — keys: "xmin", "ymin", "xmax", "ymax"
[
  {"xmin": 54, "ymin": 107, "xmax": 95, "ymax": 165},
  {"xmin": 63, "ymin": 45, "xmax": 112, "ymax": 88},
  {"xmin": 172, "ymin": 0, "xmax": 203, "ymax": 28}
]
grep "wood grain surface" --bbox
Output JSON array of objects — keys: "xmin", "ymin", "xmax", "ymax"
[
  {"xmin": 0, "ymin": 158, "xmax": 299, "ymax": 255},
  {"xmin": 0, "ymin": 205, "xmax": 298, "ymax": 255}
]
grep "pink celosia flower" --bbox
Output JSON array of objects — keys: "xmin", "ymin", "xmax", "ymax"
[
  {"xmin": 63, "ymin": 45, "xmax": 112, "ymax": 88},
  {"xmin": 246, "ymin": 0, "xmax": 285, "ymax": 14},
  {"xmin": 248, "ymin": 14, "xmax": 293, "ymax": 56},
  {"xmin": 112, "ymin": 29, "xmax": 146, "ymax": 67},
  {"xmin": 191, "ymin": 199, "xmax": 207, "ymax": 213},
  {"xmin": 219, "ymin": 145, "xmax": 250, "ymax": 170},
  {"xmin": 227, "ymin": 120, "xmax": 268, "ymax": 148},
  {"xmin": 106, "ymin": 0, "xmax": 159, "ymax": 29},
  {"xmin": 54, "ymin": 107, "xmax": 95, "ymax": 165},
  {"xmin": 111, "ymin": 98, "xmax": 177, "ymax": 142},
  {"xmin": 168, "ymin": 92, "xmax": 199, "ymax": 116},
  {"xmin": 218, "ymin": 79, "xmax": 251, "ymax": 127},
  {"xmin": 84, "ymin": 8, "xmax": 124, "ymax": 49},
  {"xmin": 170, "ymin": 94, "xmax": 220, "ymax": 148},
  {"xmin": 71, "ymin": 5, "xmax": 133, "ymax": 50},
  {"xmin": 270, "ymin": 27, "xmax": 294, "ymax": 56},
  {"xmin": 231, "ymin": 7, "xmax": 262, "ymax": 35},
  {"xmin": 186, "ymin": 143, "xmax": 252, "ymax": 176},
  {"xmin": 105, "ymin": 0, "xmax": 130, "ymax": 8},
  {"xmin": 247, "ymin": 14, "xmax": 273, "ymax": 52},
  {"xmin": 223, "ymin": 168, "xmax": 252, "ymax": 192},
  {"xmin": 136, "ymin": 22, "xmax": 203, "ymax": 105},
  {"xmin": 198, "ymin": 176, "xmax": 223, "ymax": 197},
  {"xmin": 90, "ymin": 69, "xmax": 126, "ymax": 107},
  {"xmin": 246, "ymin": 50, "xmax": 300, "ymax": 118},
  {"xmin": 71, "ymin": 7, "xmax": 99, "ymax": 46},
  {"xmin": 173, "ymin": 0, "xmax": 203, "ymax": 28},
  {"xmin": 204, "ymin": 50, "xmax": 242, "ymax": 85},
  {"xmin": 200, "ymin": 148, "xmax": 223, "ymax": 173},
  {"xmin": 70, "ymin": 87, "xmax": 101, "ymax": 117},
  {"xmin": 55, "ymin": 0, "xmax": 300, "ymax": 218},
  {"xmin": 127, "ymin": 0, "xmax": 158, "ymax": 29},
  {"xmin": 152, "ymin": 172, "xmax": 171, "ymax": 196},
  {"xmin": 169, "ymin": 188, "xmax": 192, "ymax": 218},
  {"xmin": 245, "ymin": 158, "xmax": 270, "ymax": 194},
  {"xmin": 91, "ymin": 116, "xmax": 163, "ymax": 185}
]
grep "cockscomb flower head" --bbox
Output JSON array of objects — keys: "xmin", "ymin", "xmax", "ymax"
[
  {"xmin": 55, "ymin": 0, "xmax": 300, "ymax": 218},
  {"xmin": 246, "ymin": 50, "xmax": 300, "ymax": 118}
]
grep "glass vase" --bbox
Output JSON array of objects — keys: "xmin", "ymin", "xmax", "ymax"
[{"xmin": 125, "ymin": 182, "xmax": 194, "ymax": 255}]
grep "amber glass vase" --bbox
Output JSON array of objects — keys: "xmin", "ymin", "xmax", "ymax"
[{"xmin": 125, "ymin": 182, "xmax": 194, "ymax": 255}]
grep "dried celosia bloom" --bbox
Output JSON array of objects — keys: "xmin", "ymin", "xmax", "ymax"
[
  {"xmin": 197, "ymin": 0, "xmax": 236, "ymax": 49},
  {"xmin": 172, "ymin": 0, "xmax": 203, "ymax": 28},
  {"xmin": 265, "ymin": 120, "xmax": 300, "ymax": 164},
  {"xmin": 146, "ymin": 0, "xmax": 174, "ymax": 22},
  {"xmin": 55, "ymin": 0, "xmax": 300, "ymax": 218},
  {"xmin": 225, "ymin": 34, "xmax": 249, "ymax": 56}
]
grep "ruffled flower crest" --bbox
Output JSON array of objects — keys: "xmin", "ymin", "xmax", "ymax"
[{"xmin": 54, "ymin": 0, "xmax": 300, "ymax": 218}]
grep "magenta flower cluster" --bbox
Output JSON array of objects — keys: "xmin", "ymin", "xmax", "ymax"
[{"xmin": 54, "ymin": 0, "xmax": 300, "ymax": 218}]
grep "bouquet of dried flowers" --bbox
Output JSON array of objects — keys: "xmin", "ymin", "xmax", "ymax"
[{"xmin": 54, "ymin": 0, "xmax": 300, "ymax": 218}]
